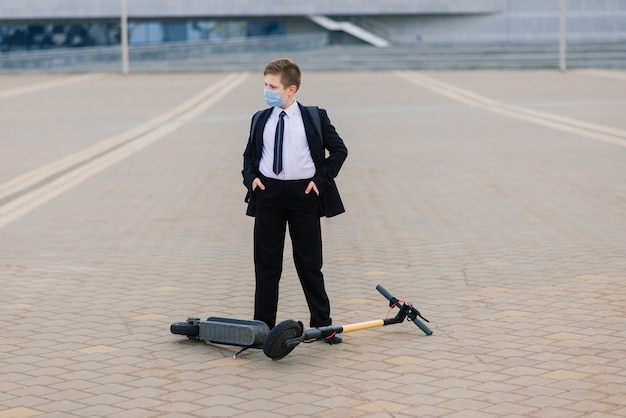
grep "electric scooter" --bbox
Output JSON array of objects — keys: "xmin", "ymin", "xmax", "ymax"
[{"xmin": 170, "ymin": 284, "xmax": 432, "ymax": 360}]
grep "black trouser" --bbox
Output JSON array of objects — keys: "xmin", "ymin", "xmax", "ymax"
[{"xmin": 253, "ymin": 176, "xmax": 331, "ymax": 329}]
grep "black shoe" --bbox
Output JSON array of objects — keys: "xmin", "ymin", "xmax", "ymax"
[{"xmin": 324, "ymin": 333, "xmax": 342, "ymax": 345}]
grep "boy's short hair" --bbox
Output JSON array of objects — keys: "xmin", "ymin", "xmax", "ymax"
[{"xmin": 264, "ymin": 58, "xmax": 301, "ymax": 91}]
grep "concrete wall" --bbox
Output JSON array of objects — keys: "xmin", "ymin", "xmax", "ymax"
[
  {"xmin": 380, "ymin": 0, "xmax": 626, "ymax": 44},
  {"xmin": 1, "ymin": 0, "xmax": 625, "ymax": 46},
  {"xmin": 0, "ymin": 0, "xmax": 505, "ymax": 20}
]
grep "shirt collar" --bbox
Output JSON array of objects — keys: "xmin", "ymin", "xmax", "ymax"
[{"xmin": 273, "ymin": 100, "xmax": 299, "ymax": 118}]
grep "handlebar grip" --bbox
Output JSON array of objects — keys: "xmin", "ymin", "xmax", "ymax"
[
  {"xmin": 413, "ymin": 318, "xmax": 433, "ymax": 336},
  {"xmin": 376, "ymin": 284, "xmax": 398, "ymax": 305}
]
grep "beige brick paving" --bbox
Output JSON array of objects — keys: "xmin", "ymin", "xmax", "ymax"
[{"xmin": 0, "ymin": 70, "xmax": 625, "ymax": 417}]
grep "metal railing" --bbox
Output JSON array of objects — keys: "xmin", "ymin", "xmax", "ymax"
[{"xmin": 0, "ymin": 33, "xmax": 329, "ymax": 72}]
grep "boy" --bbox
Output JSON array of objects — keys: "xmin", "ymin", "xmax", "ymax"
[{"xmin": 242, "ymin": 58, "xmax": 347, "ymax": 343}]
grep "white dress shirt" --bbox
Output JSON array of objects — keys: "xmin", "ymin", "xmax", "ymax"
[{"xmin": 259, "ymin": 100, "xmax": 316, "ymax": 180}]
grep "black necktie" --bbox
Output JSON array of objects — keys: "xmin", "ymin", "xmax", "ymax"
[{"xmin": 273, "ymin": 111, "xmax": 286, "ymax": 175}]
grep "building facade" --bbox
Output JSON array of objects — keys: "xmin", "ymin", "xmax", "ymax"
[{"xmin": 1, "ymin": 0, "xmax": 625, "ymax": 52}]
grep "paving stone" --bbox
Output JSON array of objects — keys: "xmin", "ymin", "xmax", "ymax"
[{"xmin": 1, "ymin": 70, "xmax": 625, "ymax": 417}]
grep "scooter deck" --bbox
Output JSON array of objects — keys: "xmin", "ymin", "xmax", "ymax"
[{"xmin": 201, "ymin": 317, "xmax": 269, "ymax": 347}]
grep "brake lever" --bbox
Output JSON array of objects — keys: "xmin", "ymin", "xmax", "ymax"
[{"xmin": 407, "ymin": 303, "xmax": 430, "ymax": 323}]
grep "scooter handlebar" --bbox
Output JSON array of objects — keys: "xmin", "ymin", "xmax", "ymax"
[
  {"xmin": 376, "ymin": 284, "xmax": 398, "ymax": 305},
  {"xmin": 409, "ymin": 307, "xmax": 434, "ymax": 336},
  {"xmin": 376, "ymin": 284, "xmax": 433, "ymax": 336}
]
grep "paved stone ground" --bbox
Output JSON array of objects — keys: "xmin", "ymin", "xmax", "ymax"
[{"xmin": 0, "ymin": 69, "xmax": 625, "ymax": 418}]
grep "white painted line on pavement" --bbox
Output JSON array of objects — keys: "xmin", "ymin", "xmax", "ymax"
[
  {"xmin": 0, "ymin": 72, "xmax": 249, "ymax": 229},
  {"xmin": 578, "ymin": 69, "xmax": 626, "ymax": 82},
  {"xmin": 396, "ymin": 71, "xmax": 626, "ymax": 149},
  {"xmin": 0, "ymin": 73, "xmax": 105, "ymax": 101},
  {"xmin": 0, "ymin": 72, "xmax": 244, "ymax": 203}
]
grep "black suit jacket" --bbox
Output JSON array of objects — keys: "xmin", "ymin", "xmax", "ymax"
[{"xmin": 242, "ymin": 103, "xmax": 348, "ymax": 217}]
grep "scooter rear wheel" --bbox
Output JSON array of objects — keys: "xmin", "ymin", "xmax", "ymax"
[
  {"xmin": 170, "ymin": 322, "xmax": 200, "ymax": 338},
  {"xmin": 263, "ymin": 320, "xmax": 303, "ymax": 360}
]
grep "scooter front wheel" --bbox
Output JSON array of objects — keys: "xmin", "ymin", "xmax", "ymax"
[{"xmin": 263, "ymin": 320, "xmax": 303, "ymax": 360}]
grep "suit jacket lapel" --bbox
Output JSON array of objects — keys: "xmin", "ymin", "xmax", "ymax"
[
  {"xmin": 299, "ymin": 103, "xmax": 323, "ymax": 163},
  {"xmin": 254, "ymin": 108, "xmax": 272, "ymax": 163}
]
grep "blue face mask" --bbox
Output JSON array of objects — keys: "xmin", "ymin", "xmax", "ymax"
[{"xmin": 264, "ymin": 88, "xmax": 286, "ymax": 107}]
